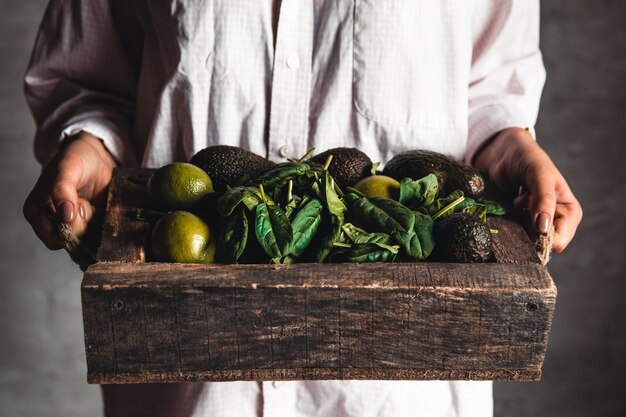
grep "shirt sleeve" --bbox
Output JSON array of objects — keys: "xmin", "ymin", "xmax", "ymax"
[
  {"xmin": 465, "ymin": 0, "xmax": 546, "ymax": 165},
  {"xmin": 24, "ymin": 0, "xmax": 142, "ymax": 166}
]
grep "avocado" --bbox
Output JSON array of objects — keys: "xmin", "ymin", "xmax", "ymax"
[
  {"xmin": 309, "ymin": 147, "xmax": 373, "ymax": 187},
  {"xmin": 432, "ymin": 212, "xmax": 492, "ymax": 263},
  {"xmin": 382, "ymin": 150, "xmax": 484, "ymax": 198},
  {"xmin": 190, "ymin": 145, "xmax": 274, "ymax": 192}
]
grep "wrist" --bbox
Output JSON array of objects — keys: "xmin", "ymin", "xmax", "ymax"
[
  {"xmin": 75, "ymin": 131, "xmax": 118, "ymax": 170},
  {"xmin": 473, "ymin": 127, "xmax": 535, "ymax": 171}
]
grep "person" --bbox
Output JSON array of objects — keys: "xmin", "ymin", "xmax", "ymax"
[{"xmin": 23, "ymin": 1, "xmax": 582, "ymax": 416}]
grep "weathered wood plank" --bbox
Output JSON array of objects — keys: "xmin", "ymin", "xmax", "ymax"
[
  {"xmin": 489, "ymin": 215, "xmax": 541, "ymax": 264},
  {"xmin": 97, "ymin": 168, "xmax": 150, "ymax": 263},
  {"xmin": 84, "ymin": 262, "xmax": 553, "ymax": 291},
  {"xmin": 82, "ymin": 262, "xmax": 556, "ymax": 383},
  {"xmin": 88, "ymin": 368, "xmax": 542, "ymax": 384}
]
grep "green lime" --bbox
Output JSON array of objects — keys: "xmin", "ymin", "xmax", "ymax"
[
  {"xmin": 151, "ymin": 211, "xmax": 216, "ymax": 263},
  {"xmin": 147, "ymin": 163, "xmax": 213, "ymax": 211},
  {"xmin": 353, "ymin": 175, "xmax": 401, "ymax": 200}
]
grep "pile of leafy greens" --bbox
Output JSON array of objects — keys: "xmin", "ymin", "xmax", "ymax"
[{"xmin": 211, "ymin": 152, "xmax": 505, "ymax": 264}]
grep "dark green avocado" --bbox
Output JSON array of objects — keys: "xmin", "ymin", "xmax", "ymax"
[
  {"xmin": 432, "ymin": 212, "xmax": 492, "ymax": 263},
  {"xmin": 309, "ymin": 147, "xmax": 373, "ymax": 187},
  {"xmin": 382, "ymin": 150, "xmax": 484, "ymax": 198},
  {"xmin": 190, "ymin": 145, "xmax": 274, "ymax": 192}
]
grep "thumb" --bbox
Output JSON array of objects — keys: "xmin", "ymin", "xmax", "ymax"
[
  {"xmin": 525, "ymin": 164, "xmax": 557, "ymax": 234},
  {"xmin": 50, "ymin": 157, "xmax": 84, "ymax": 224}
]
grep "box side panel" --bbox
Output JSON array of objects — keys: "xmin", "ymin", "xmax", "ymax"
[{"xmin": 83, "ymin": 270, "xmax": 555, "ymax": 383}]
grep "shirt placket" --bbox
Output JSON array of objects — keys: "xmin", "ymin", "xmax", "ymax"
[{"xmin": 267, "ymin": 0, "xmax": 313, "ymax": 161}]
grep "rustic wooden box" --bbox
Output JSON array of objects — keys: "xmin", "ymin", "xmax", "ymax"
[{"xmin": 82, "ymin": 168, "xmax": 556, "ymax": 384}]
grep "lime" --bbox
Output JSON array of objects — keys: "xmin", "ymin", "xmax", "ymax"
[
  {"xmin": 353, "ymin": 175, "xmax": 401, "ymax": 200},
  {"xmin": 147, "ymin": 163, "xmax": 213, "ymax": 211},
  {"xmin": 151, "ymin": 211, "xmax": 216, "ymax": 263}
]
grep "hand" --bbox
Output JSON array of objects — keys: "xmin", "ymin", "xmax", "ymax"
[
  {"xmin": 474, "ymin": 128, "xmax": 582, "ymax": 252},
  {"xmin": 23, "ymin": 132, "xmax": 117, "ymax": 250}
]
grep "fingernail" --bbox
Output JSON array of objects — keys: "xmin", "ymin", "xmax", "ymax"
[
  {"xmin": 58, "ymin": 201, "xmax": 75, "ymax": 223},
  {"xmin": 78, "ymin": 203, "xmax": 86, "ymax": 219},
  {"xmin": 536, "ymin": 212, "xmax": 551, "ymax": 234}
]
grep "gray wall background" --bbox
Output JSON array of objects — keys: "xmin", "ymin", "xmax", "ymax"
[{"xmin": 1, "ymin": 1, "xmax": 624, "ymax": 416}]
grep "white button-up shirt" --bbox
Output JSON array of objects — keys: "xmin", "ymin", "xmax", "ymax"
[{"xmin": 25, "ymin": 1, "xmax": 545, "ymax": 416}]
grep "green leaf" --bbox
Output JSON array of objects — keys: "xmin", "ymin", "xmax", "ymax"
[
  {"xmin": 254, "ymin": 203, "xmax": 293, "ymax": 258},
  {"xmin": 399, "ymin": 174, "xmax": 439, "ymax": 208},
  {"xmin": 217, "ymin": 186, "xmax": 264, "ymax": 216},
  {"xmin": 316, "ymin": 217, "xmax": 344, "ymax": 263},
  {"xmin": 252, "ymin": 162, "xmax": 309, "ymax": 188},
  {"xmin": 347, "ymin": 194, "xmax": 415, "ymax": 236},
  {"xmin": 290, "ymin": 198, "xmax": 324, "ymax": 257},
  {"xmin": 462, "ymin": 204, "xmax": 488, "ymax": 222},
  {"xmin": 424, "ymin": 190, "xmax": 464, "ymax": 216},
  {"xmin": 284, "ymin": 195, "xmax": 302, "ymax": 219},
  {"xmin": 479, "ymin": 199, "xmax": 507, "ymax": 216},
  {"xmin": 329, "ymin": 243, "xmax": 396, "ymax": 263},
  {"xmin": 405, "ymin": 211, "xmax": 435, "ymax": 259},
  {"xmin": 217, "ymin": 209, "xmax": 249, "ymax": 263},
  {"xmin": 342, "ymin": 223, "xmax": 394, "ymax": 246},
  {"xmin": 323, "ymin": 171, "xmax": 347, "ymax": 222},
  {"xmin": 346, "ymin": 194, "xmax": 424, "ymax": 258}
]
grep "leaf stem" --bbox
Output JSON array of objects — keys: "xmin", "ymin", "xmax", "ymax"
[
  {"xmin": 323, "ymin": 154, "xmax": 334, "ymax": 171},
  {"xmin": 297, "ymin": 148, "xmax": 316, "ymax": 162},
  {"xmin": 433, "ymin": 195, "xmax": 465, "ymax": 220},
  {"xmin": 259, "ymin": 183, "xmax": 268, "ymax": 205},
  {"xmin": 333, "ymin": 242, "xmax": 352, "ymax": 248},
  {"xmin": 287, "ymin": 179, "xmax": 293, "ymax": 202}
]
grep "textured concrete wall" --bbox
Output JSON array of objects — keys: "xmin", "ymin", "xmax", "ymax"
[
  {"xmin": 0, "ymin": 1, "xmax": 624, "ymax": 416},
  {"xmin": 0, "ymin": 1, "xmax": 102, "ymax": 416},
  {"xmin": 495, "ymin": 2, "xmax": 626, "ymax": 416}
]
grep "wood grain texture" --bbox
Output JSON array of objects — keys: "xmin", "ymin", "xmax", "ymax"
[{"xmin": 83, "ymin": 168, "xmax": 557, "ymax": 383}]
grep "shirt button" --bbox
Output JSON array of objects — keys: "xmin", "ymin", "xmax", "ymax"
[
  {"xmin": 278, "ymin": 145, "xmax": 292, "ymax": 158},
  {"xmin": 272, "ymin": 381, "xmax": 280, "ymax": 388},
  {"xmin": 286, "ymin": 55, "xmax": 300, "ymax": 70}
]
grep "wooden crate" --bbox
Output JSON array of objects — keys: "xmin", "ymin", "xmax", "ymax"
[{"xmin": 82, "ymin": 168, "xmax": 556, "ymax": 384}]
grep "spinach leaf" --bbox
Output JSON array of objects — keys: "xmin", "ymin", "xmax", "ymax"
[
  {"xmin": 462, "ymin": 204, "xmax": 487, "ymax": 222},
  {"xmin": 316, "ymin": 217, "xmax": 344, "ymax": 263},
  {"xmin": 406, "ymin": 211, "xmax": 435, "ymax": 260},
  {"xmin": 284, "ymin": 195, "xmax": 302, "ymax": 219},
  {"xmin": 254, "ymin": 202, "xmax": 293, "ymax": 258},
  {"xmin": 329, "ymin": 243, "xmax": 397, "ymax": 263},
  {"xmin": 252, "ymin": 162, "xmax": 309, "ymax": 188},
  {"xmin": 323, "ymin": 171, "xmax": 347, "ymax": 223},
  {"xmin": 424, "ymin": 190, "xmax": 465, "ymax": 216},
  {"xmin": 479, "ymin": 199, "xmax": 507, "ymax": 216},
  {"xmin": 217, "ymin": 186, "xmax": 264, "ymax": 216},
  {"xmin": 399, "ymin": 174, "xmax": 439, "ymax": 208},
  {"xmin": 347, "ymin": 194, "xmax": 415, "ymax": 236},
  {"xmin": 346, "ymin": 194, "xmax": 423, "ymax": 258},
  {"xmin": 217, "ymin": 209, "xmax": 249, "ymax": 263},
  {"xmin": 290, "ymin": 198, "xmax": 324, "ymax": 257},
  {"xmin": 342, "ymin": 223, "xmax": 394, "ymax": 246}
]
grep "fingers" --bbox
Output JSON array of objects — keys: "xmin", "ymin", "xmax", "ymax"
[
  {"xmin": 23, "ymin": 190, "xmax": 62, "ymax": 250},
  {"xmin": 524, "ymin": 161, "xmax": 557, "ymax": 235},
  {"xmin": 551, "ymin": 192, "xmax": 583, "ymax": 253},
  {"xmin": 474, "ymin": 128, "xmax": 582, "ymax": 254},
  {"xmin": 50, "ymin": 156, "xmax": 85, "ymax": 223},
  {"xmin": 23, "ymin": 142, "xmax": 101, "ymax": 250},
  {"xmin": 517, "ymin": 160, "xmax": 582, "ymax": 253}
]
